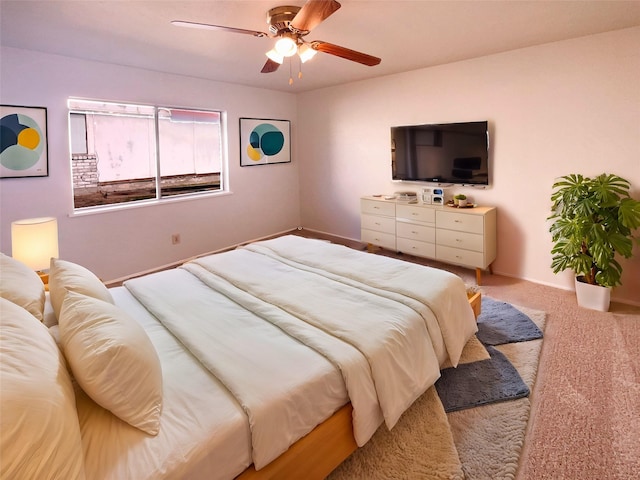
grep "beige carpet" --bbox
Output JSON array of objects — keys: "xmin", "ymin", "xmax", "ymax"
[{"xmin": 328, "ymin": 305, "xmax": 546, "ymax": 480}]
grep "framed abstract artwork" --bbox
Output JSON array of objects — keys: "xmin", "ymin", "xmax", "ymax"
[
  {"xmin": 239, "ymin": 118, "xmax": 291, "ymax": 166},
  {"xmin": 0, "ymin": 105, "xmax": 49, "ymax": 178}
]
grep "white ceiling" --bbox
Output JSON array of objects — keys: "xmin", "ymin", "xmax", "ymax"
[{"xmin": 2, "ymin": 0, "xmax": 640, "ymax": 93}]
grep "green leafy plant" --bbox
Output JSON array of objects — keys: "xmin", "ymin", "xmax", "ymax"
[
  {"xmin": 454, "ymin": 194, "xmax": 467, "ymax": 200},
  {"xmin": 549, "ymin": 173, "xmax": 640, "ymax": 287}
]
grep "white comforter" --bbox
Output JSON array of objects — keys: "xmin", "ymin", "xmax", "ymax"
[
  {"xmin": 124, "ymin": 235, "xmax": 476, "ymax": 472},
  {"xmin": 242, "ymin": 235, "xmax": 477, "ymax": 366}
]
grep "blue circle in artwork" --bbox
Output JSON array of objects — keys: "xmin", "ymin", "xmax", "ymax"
[
  {"xmin": 249, "ymin": 130, "xmax": 261, "ymax": 149},
  {"xmin": 0, "ymin": 113, "xmax": 45, "ymax": 171},
  {"xmin": 260, "ymin": 131, "xmax": 285, "ymax": 156},
  {"xmin": 248, "ymin": 123, "xmax": 284, "ymax": 160}
]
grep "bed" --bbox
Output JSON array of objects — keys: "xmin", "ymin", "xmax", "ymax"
[{"xmin": 0, "ymin": 234, "xmax": 477, "ymax": 479}]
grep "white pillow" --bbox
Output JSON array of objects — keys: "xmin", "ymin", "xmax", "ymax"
[
  {"xmin": 59, "ymin": 291, "xmax": 163, "ymax": 435},
  {"xmin": 0, "ymin": 252, "xmax": 46, "ymax": 321},
  {"xmin": 0, "ymin": 298, "xmax": 86, "ymax": 479},
  {"xmin": 49, "ymin": 257, "xmax": 114, "ymax": 319}
]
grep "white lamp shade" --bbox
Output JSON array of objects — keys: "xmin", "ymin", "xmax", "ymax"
[
  {"xmin": 11, "ymin": 217, "xmax": 59, "ymax": 271},
  {"xmin": 266, "ymin": 49, "xmax": 284, "ymax": 64},
  {"xmin": 298, "ymin": 43, "xmax": 317, "ymax": 63},
  {"xmin": 275, "ymin": 36, "xmax": 297, "ymax": 57}
]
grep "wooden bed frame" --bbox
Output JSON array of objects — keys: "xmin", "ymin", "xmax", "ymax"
[
  {"xmin": 237, "ymin": 293, "xmax": 482, "ymax": 479},
  {"xmin": 237, "ymin": 403, "xmax": 356, "ymax": 480}
]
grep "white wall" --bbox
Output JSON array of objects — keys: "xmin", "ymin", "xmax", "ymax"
[
  {"xmin": 297, "ymin": 27, "xmax": 640, "ymax": 305},
  {"xmin": 0, "ymin": 47, "xmax": 300, "ymax": 282},
  {"xmin": 3, "ymin": 28, "xmax": 639, "ymax": 304}
]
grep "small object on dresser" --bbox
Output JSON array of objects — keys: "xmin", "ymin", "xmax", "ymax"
[
  {"xmin": 395, "ymin": 192, "xmax": 418, "ymax": 202},
  {"xmin": 447, "ymin": 200, "xmax": 477, "ymax": 208},
  {"xmin": 453, "ymin": 194, "xmax": 467, "ymax": 207}
]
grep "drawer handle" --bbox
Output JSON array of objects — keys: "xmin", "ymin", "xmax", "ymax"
[
  {"xmin": 412, "ymin": 230, "xmax": 418, "ymax": 234},
  {"xmin": 375, "ymin": 222, "xmax": 381, "ymax": 226},
  {"xmin": 373, "ymin": 206, "xmax": 380, "ymax": 209},
  {"xmin": 455, "ymin": 255, "xmax": 463, "ymax": 259},
  {"xmin": 454, "ymin": 219, "xmax": 462, "ymax": 223},
  {"xmin": 456, "ymin": 239, "xmax": 462, "ymax": 242},
  {"xmin": 412, "ymin": 213, "xmax": 419, "ymax": 216}
]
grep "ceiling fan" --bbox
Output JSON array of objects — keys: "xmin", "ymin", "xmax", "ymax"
[{"xmin": 171, "ymin": 0, "xmax": 381, "ymax": 78}]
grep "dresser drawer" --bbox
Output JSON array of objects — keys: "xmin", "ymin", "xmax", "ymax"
[
  {"xmin": 437, "ymin": 245, "xmax": 484, "ymax": 268},
  {"xmin": 361, "ymin": 199, "xmax": 395, "ymax": 217},
  {"xmin": 396, "ymin": 204, "xmax": 435, "ymax": 224},
  {"xmin": 362, "ymin": 213, "xmax": 395, "ymax": 234},
  {"xmin": 436, "ymin": 211, "xmax": 484, "ymax": 234},
  {"xmin": 396, "ymin": 221, "xmax": 435, "ymax": 243},
  {"xmin": 361, "ymin": 229, "xmax": 396, "ymax": 250},
  {"xmin": 436, "ymin": 229, "xmax": 484, "ymax": 253},
  {"xmin": 397, "ymin": 237, "xmax": 436, "ymax": 258}
]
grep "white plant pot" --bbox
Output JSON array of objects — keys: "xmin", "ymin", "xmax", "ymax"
[{"xmin": 574, "ymin": 276, "xmax": 611, "ymax": 312}]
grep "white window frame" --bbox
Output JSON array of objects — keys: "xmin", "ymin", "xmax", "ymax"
[{"xmin": 68, "ymin": 98, "xmax": 229, "ymax": 213}]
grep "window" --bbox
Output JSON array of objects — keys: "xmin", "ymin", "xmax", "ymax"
[{"xmin": 68, "ymin": 99, "xmax": 225, "ymax": 210}]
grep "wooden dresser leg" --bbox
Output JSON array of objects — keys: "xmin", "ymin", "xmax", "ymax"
[{"xmin": 476, "ymin": 268, "xmax": 482, "ymax": 286}]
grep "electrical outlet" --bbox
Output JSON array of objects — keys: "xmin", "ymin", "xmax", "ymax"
[{"xmin": 171, "ymin": 234, "xmax": 181, "ymax": 245}]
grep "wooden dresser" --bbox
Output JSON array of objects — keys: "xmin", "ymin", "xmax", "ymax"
[{"xmin": 361, "ymin": 196, "xmax": 497, "ymax": 284}]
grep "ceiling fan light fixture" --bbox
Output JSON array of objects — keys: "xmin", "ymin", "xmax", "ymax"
[
  {"xmin": 266, "ymin": 49, "xmax": 284, "ymax": 64},
  {"xmin": 298, "ymin": 43, "xmax": 317, "ymax": 63},
  {"xmin": 174, "ymin": 0, "xmax": 380, "ymax": 81},
  {"xmin": 275, "ymin": 36, "xmax": 297, "ymax": 57}
]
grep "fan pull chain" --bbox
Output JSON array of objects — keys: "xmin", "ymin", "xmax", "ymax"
[
  {"xmin": 289, "ymin": 59, "xmax": 293, "ymax": 85},
  {"xmin": 298, "ymin": 57, "xmax": 303, "ymax": 79}
]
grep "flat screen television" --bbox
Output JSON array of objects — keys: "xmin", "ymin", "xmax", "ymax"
[{"xmin": 391, "ymin": 120, "xmax": 489, "ymax": 186}]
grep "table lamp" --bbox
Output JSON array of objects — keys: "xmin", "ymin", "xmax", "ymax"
[{"xmin": 11, "ymin": 217, "xmax": 59, "ymax": 285}]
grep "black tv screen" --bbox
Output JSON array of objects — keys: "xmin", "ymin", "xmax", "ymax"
[{"xmin": 391, "ymin": 121, "xmax": 489, "ymax": 185}]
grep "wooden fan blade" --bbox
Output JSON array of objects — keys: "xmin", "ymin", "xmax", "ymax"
[
  {"xmin": 290, "ymin": 0, "xmax": 341, "ymax": 33},
  {"xmin": 171, "ymin": 20, "xmax": 268, "ymax": 38},
  {"xmin": 310, "ymin": 41, "xmax": 381, "ymax": 66},
  {"xmin": 261, "ymin": 58, "xmax": 281, "ymax": 73}
]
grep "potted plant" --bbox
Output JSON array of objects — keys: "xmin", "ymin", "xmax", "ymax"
[
  {"xmin": 454, "ymin": 194, "xmax": 467, "ymax": 207},
  {"xmin": 549, "ymin": 173, "xmax": 640, "ymax": 311}
]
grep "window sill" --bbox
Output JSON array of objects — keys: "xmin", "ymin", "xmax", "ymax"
[{"xmin": 70, "ymin": 189, "xmax": 233, "ymax": 217}]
